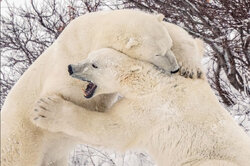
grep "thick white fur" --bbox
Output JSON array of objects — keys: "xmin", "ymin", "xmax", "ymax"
[
  {"xmin": 33, "ymin": 48, "xmax": 250, "ymax": 166},
  {"xmin": 2, "ymin": 10, "xmax": 203, "ymax": 166},
  {"xmin": 164, "ymin": 22, "xmax": 204, "ymax": 78}
]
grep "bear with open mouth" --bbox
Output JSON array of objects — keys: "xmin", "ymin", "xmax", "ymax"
[
  {"xmin": 2, "ymin": 9, "xmax": 204, "ymax": 166},
  {"xmin": 33, "ymin": 48, "xmax": 250, "ymax": 166}
]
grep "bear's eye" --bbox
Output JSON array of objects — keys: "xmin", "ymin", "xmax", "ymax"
[
  {"xmin": 155, "ymin": 54, "xmax": 160, "ymax": 56},
  {"xmin": 92, "ymin": 64, "xmax": 98, "ymax": 69}
]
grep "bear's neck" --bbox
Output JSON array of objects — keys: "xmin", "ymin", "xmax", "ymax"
[{"xmin": 118, "ymin": 66, "xmax": 171, "ymax": 99}]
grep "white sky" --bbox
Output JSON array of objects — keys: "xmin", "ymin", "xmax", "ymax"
[
  {"xmin": 1, "ymin": 0, "xmax": 25, "ymax": 11},
  {"xmin": 1, "ymin": 0, "xmax": 42, "ymax": 15}
]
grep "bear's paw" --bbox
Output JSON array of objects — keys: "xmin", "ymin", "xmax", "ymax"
[{"xmin": 31, "ymin": 95, "xmax": 67, "ymax": 132}]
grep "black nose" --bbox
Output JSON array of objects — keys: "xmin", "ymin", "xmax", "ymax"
[
  {"xmin": 171, "ymin": 68, "xmax": 180, "ymax": 74},
  {"xmin": 68, "ymin": 65, "xmax": 73, "ymax": 75}
]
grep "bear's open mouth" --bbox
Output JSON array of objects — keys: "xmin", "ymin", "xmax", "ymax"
[
  {"xmin": 69, "ymin": 73, "xmax": 97, "ymax": 98},
  {"xmin": 84, "ymin": 81, "xmax": 97, "ymax": 98}
]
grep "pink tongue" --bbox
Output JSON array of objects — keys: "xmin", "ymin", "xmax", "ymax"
[{"xmin": 82, "ymin": 88, "xmax": 87, "ymax": 96}]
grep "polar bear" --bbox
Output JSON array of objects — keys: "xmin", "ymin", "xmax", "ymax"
[
  {"xmin": 164, "ymin": 22, "xmax": 204, "ymax": 78},
  {"xmin": 1, "ymin": 9, "xmax": 203, "ymax": 166},
  {"xmin": 1, "ymin": 10, "xmax": 179, "ymax": 166},
  {"xmin": 32, "ymin": 48, "xmax": 250, "ymax": 166}
]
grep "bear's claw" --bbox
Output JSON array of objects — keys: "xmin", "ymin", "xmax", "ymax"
[
  {"xmin": 31, "ymin": 95, "xmax": 65, "ymax": 132},
  {"xmin": 179, "ymin": 67, "xmax": 203, "ymax": 79}
]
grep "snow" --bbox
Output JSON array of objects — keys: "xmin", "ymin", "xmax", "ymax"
[{"xmin": 69, "ymin": 145, "xmax": 155, "ymax": 166}]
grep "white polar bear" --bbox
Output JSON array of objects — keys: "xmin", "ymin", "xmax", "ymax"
[
  {"xmin": 33, "ymin": 48, "xmax": 250, "ymax": 166},
  {"xmin": 164, "ymin": 22, "xmax": 204, "ymax": 78},
  {"xmin": 1, "ymin": 9, "xmax": 202, "ymax": 166}
]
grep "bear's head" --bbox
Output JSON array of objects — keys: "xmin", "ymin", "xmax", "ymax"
[
  {"xmin": 68, "ymin": 48, "xmax": 124, "ymax": 98},
  {"xmin": 68, "ymin": 48, "xmax": 163, "ymax": 99},
  {"xmin": 93, "ymin": 10, "xmax": 180, "ymax": 74}
]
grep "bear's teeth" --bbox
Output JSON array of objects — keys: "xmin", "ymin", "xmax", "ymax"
[{"xmin": 82, "ymin": 82, "xmax": 97, "ymax": 98}]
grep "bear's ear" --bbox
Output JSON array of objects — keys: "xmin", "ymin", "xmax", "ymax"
[
  {"xmin": 156, "ymin": 14, "xmax": 164, "ymax": 22},
  {"xmin": 125, "ymin": 38, "xmax": 139, "ymax": 49},
  {"xmin": 130, "ymin": 65, "xmax": 142, "ymax": 73}
]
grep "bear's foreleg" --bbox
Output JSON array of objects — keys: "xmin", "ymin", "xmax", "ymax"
[{"xmin": 31, "ymin": 95, "xmax": 135, "ymax": 149}]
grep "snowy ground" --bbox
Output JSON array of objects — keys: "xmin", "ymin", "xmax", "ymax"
[{"xmin": 69, "ymin": 145, "xmax": 155, "ymax": 166}]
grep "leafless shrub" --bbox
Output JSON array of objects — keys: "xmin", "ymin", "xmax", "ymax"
[{"xmin": 69, "ymin": 145, "xmax": 155, "ymax": 166}]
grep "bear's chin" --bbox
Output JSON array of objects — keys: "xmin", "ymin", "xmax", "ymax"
[{"xmin": 84, "ymin": 82, "xmax": 97, "ymax": 99}]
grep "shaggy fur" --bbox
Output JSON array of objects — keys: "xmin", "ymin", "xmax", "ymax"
[
  {"xmin": 2, "ymin": 10, "xmax": 203, "ymax": 166},
  {"xmin": 33, "ymin": 48, "xmax": 250, "ymax": 166}
]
